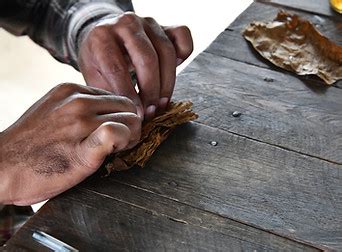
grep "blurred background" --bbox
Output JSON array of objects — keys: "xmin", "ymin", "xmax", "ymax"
[{"xmin": 0, "ymin": 0, "xmax": 252, "ymax": 210}]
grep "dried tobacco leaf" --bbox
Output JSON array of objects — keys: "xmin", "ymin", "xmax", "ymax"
[
  {"xmin": 105, "ymin": 101, "xmax": 198, "ymax": 173},
  {"xmin": 243, "ymin": 11, "xmax": 342, "ymax": 85}
]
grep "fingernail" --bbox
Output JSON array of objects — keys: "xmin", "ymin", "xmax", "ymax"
[
  {"xmin": 176, "ymin": 58, "xmax": 183, "ymax": 66},
  {"xmin": 159, "ymin": 97, "xmax": 169, "ymax": 111},
  {"xmin": 145, "ymin": 105, "xmax": 156, "ymax": 120},
  {"xmin": 136, "ymin": 106, "xmax": 144, "ymax": 120}
]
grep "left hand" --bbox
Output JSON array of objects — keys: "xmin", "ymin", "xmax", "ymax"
[
  {"xmin": 0, "ymin": 83, "xmax": 141, "ymax": 205},
  {"xmin": 77, "ymin": 12, "xmax": 193, "ymax": 120}
]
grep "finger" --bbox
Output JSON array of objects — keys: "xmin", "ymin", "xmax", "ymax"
[
  {"xmin": 80, "ymin": 122, "xmax": 131, "ymax": 171},
  {"xmin": 116, "ymin": 14, "xmax": 160, "ymax": 119},
  {"xmin": 163, "ymin": 26, "xmax": 193, "ymax": 65},
  {"xmin": 144, "ymin": 17, "xmax": 176, "ymax": 111},
  {"xmin": 50, "ymin": 83, "xmax": 113, "ymax": 100},
  {"xmin": 97, "ymin": 112, "xmax": 141, "ymax": 148},
  {"xmin": 91, "ymin": 34, "xmax": 144, "ymax": 118},
  {"xmin": 66, "ymin": 94, "xmax": 138, "ymax": 116}
]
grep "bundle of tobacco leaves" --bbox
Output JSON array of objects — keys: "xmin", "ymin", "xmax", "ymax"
[
  {"xmin": 243, "ymin": 11, "xmax": 342, "ymax": 85},
  {"xmin": 105, "ymin": 101, "xmax": 198, "ymax": 173}
]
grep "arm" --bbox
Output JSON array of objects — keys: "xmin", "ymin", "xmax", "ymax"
[
  {"xmin": 0, "ymin": 0, "xmax": 133, "ymax": 69},
  {"xmin": 0, "ymin": 0, "xmax": 193, "ymax": 120}
]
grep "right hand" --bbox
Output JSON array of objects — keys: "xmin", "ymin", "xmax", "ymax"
[
  {"xmin": 0, "ymin": 83, "xmax": 141, "ymax": 206},
  {"xmin": 78, "ymin": 12, "xmax": 193, "ymax": 120}
]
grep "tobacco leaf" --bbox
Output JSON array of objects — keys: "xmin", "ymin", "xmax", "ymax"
[
  {"xmin": 243, "ymin": 11, "xmax": 342, "ymax": 85},
  {"xmin": 105, "ymin": 101, "xmax": 198, "ymax": 173}
]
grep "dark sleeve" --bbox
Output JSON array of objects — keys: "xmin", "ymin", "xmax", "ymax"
[{"xmin": 0, "ymin": 0, "xmax": 134, "ymax": 69}]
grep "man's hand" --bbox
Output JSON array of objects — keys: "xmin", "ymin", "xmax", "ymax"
[
  {"xmin": 78, "ymin": 12, "xmax": 193, "ymax": 120},
  {"xmin": 0, "ymin": 83, "xmax": 141, "ymax": 206}
]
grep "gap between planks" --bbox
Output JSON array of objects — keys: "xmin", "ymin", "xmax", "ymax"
[
  {"xmin": 215, "ymin": 1, "xmax": 342, "ymax": 90},
  {"xmin": 193, "ymin": 120, "xmax": 342, "ymax": 166},
  {"xmin": 78, "ymin": 183, "xmax": 325, "ymax": 251},
  {"xmin": 255, "ymin": 0, "xmax": 342, "ymax": 20},
  {"xmin": 204, "ymin": 45, "xmax": 342, "ymax": 90}
]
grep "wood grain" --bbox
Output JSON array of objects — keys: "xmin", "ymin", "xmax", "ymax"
[
  {"xmin": 94, "ymin": 123, "xmax": 342, "ymax": 250},
  {"xmin": 5, "ymin": 1, "xmax": 342, "ymax": 251},
  {"xmin": 175, "ymin": 52, "xmax": 342, "ymax": 164},
  {"xmin": 206, "ymin": 2, "xmax": 342, "ymax": 88},
  {"xmin": 256, "ymin": 0, "xmax": 340, "ymax": 17},
  {"xmin": 4, "ymin": 183, "xmax": 318, "ymax": 251},
  {"xmin": 229, "ymin": 2, "xmax": 342, "ymax": 37}
]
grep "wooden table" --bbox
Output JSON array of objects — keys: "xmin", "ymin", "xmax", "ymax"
[{"xmin": 5, "ymin": 0, "xmax": 342, "ymax": 251}]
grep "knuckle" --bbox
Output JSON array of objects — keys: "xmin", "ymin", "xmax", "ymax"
[
  {"xmin": 179, "ymin": 25, "xmax": 192, "ymax": 35},
  {"xmin": 91, "ymin": 25, "xmax": 108, "ymax": 37},
  {"xmin": 87, "ymin": 26, "xmax": 109, "ymax": 47},
  {"xmin": 85, "ymin": 25, "xmax": 114, "ymax": 51},
  {"xmin": 53, "ymin": 83, "xmax": 80, "ymax": 97},
  {"xmin": 100, "ymin": 123, "xmax": 115, "ymax": 139},
  {"xmin": 67, "ymin": 96, "xmax": 89, "ymax": 113},
  {"xmin": 126, "ymin": 112, "xmax": 141, "ymax": 127},
  {"xmin": 117, "ymin": 12, "xmax": 140, "ymax": 26},
  {"xmin": 144, "ymin": 16, "xmax": 156, "ymax": 24},
  {"xmin": 173, "ymin": 25, "xmax": 192, "ymax": 38},
  {"xmin": 93, "ymin": 24, "xmax": 106, "ymax": 34},
  {"xmin": 116, "ymin": 96, "xmax": 137, "ymax": 112}
]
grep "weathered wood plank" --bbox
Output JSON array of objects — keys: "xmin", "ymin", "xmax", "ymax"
[
  {"xmin": 228, "ymin": 2, "xmax": 342, "ymax": 43},
  {"xmin": 205, "ymin": 2, "xmax": 342, "ymax": 88},
  {"xmin": 5, "ymin": 183, "xmax": 318, "ymax": 251},
  {"xmin": 90, "ymin": 123, "xmax": 342, "ymax": 250},
  {"xmin": 175, "ymin": 51, "xmax": 342, "ymax": 164},
  {"xmin": 256, "ymin": 0, "xmax": 339, "ymax": 17},
  {"xmin": 5, "ymin": 3, "xmax": 342, "ymax": 251}
]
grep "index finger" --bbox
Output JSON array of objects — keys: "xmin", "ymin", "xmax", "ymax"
[
  {"xmin": 95, "ymin": 39, "xmax": 144, "ymax": 119},
  {"xmin": 115, "ymin": 14, "xmax": 161, "ymax": 120}
]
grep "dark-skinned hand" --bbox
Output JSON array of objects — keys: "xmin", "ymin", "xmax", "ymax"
[
  {"xmin": 0, "ymin": 83, "xmax": 141, "ymax": 205},
  {"xmin": 78, "ymin": 12, "xmax": 193, "ymax": 120}
]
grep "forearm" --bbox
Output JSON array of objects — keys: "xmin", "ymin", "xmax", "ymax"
[{"xmin": 0, "ymin": 0, "xmax": 134, "ymax": 69}]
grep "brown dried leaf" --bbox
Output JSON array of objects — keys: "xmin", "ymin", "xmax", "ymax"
[
  {"xmin": 105, "ymin": 101, "xmax": 198, "ymax": 173},
  {"xmin": 243, "ymin": 11, "xmax": 342, "ymax": 85}
]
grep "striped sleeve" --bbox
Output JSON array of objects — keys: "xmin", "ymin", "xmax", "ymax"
[{"xmin": 0, "ymin": 0, "xmax": 134, "ymax": 69}]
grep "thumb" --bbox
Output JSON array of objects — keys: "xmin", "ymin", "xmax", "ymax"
[{"xmin": 80, "ymin": 122, "xmax": 131, "ymax": 171}]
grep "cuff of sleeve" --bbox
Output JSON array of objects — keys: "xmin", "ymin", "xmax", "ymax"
[{"xmin": 66, "ymin": 3, "xmax": 125, "ymax": 70}]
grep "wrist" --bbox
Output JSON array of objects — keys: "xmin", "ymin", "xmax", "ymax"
[
  {"xmin": 0, "ymin": 131, "xmax": 14, "ymax": 205},
  {"xmin": 66, "ymin": 3, "xmax": 127, "ymax": 69},
  {"xmin": 76, "ymin": 13, "xmax": 122, "ymax": 59}
]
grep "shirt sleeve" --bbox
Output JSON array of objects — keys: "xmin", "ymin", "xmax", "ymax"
[{"xmin": 0, "ymin": 0, "xmax": 134, "ymax": 69}]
